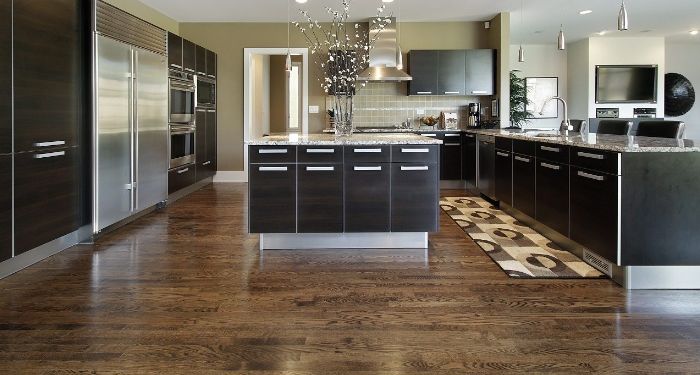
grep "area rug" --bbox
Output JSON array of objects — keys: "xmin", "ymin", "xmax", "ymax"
[{"xmin": 441, "ymin": 197, "xmax": 604, "ymax": 279}]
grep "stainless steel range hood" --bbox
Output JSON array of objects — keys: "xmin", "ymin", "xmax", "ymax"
[{"xmin": 357, "ymin": 18, "xmax": 412, "ymax": 82}]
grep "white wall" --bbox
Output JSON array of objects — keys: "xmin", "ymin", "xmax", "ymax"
[
  {"xmin": 567, "ymin": 39, "xmax": 590, "ymax": 121},
  {"xmin": 666, "ymin": 42, "xmax": 700, "ymax": 139},
  {"xmin": 251, "ymin": 54, "xmax": 270, "ymax": 138},
  {"xmin": 510, "ymin": 44, "xmax": 568, "ymax": 129}
]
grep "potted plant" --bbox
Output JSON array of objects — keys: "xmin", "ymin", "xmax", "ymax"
[{"xmin": 509, "ymin": 70, "xmax": 533, "ymax": 129}]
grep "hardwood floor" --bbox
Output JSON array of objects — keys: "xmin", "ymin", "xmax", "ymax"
[{"xmin": 1, "ymin": 183, "xmax": 700, "ymax": 374}]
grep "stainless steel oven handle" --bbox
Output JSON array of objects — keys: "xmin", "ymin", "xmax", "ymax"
[
  {"xmin": 202, "ymin": 161, "xmax": 212, "ymax": 166},
  {"xmin": 177, "ymin": 168, "xmax": 189, "ymax": 174},
  {"xmin": 170, "ymin": 128, "xmax": 195, "ymax": 135}
]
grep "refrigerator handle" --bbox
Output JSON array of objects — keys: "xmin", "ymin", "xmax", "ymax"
[{"xmin": 130, "ymin": 49, "xmax": 137, "ymax": 213}]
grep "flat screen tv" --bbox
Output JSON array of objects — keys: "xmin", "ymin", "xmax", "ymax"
[{"xmin": 595, "ymin": 65, "xmax": 658, "ymax": 103}]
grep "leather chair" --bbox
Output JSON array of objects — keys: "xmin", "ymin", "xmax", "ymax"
[
  {"xmin": 567, "ymin": 119, "xmax": 587, "ymax": 133},
  {"xmin": 596, "ymin": 120, "xmax": 632, "ymax": 136},
  {"xmin": 635, "ymin": 120, "xmax": 685, "ymax": 139}
]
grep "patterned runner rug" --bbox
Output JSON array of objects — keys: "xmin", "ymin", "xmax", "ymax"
[{"xmin": 441, "ymin": 197, "xmax": 604, "ymax": 279}]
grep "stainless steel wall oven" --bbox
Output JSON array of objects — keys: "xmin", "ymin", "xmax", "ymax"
[{"xmin": 169, "ymin": 71, "xmax": 195, "ymax": 124}]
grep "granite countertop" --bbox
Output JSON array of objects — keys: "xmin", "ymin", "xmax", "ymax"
[
  {"xmin": 246, "ymin": 133, "xmax": 443, "ymax": 146},
  {"xmin": 465, "ymin": 129, "xmax": 700, "ymax": 153},
  {"xmin": 321, "ymin": 127, "xmax": 465, "ymax": 133}
]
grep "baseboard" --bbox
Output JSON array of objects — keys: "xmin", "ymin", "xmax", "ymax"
[{"xmin": 213, "ymin": 171, "xmax": 247, "ymax": 183}]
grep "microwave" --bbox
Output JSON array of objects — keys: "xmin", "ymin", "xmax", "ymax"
[
  {"xmin": 196, "ymin": 76, "xmax": 216, "ymax": 108},
  {"xmin": 169, "ymin": 73, "xmax": 196, "ymax": 124}
]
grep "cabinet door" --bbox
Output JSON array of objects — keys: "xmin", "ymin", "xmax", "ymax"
[
  {"xmin": 408, "ymin": 50, "xmax": 438, "ymax": 95},
  {"xmin": 536, "ymin": 160, "xmax": 569, "ymax": 236},
  {"xmin": 205, "ymin": 110, "xmax": 217, "ymax": 176},
  {"xmin": 182, "ymin": 39, "xmax": 196, "ymax": 73},
  {"xmin": 465, "ymin": 49, "xmax": 495, "ymax": 96},
  {"xmin": 512, "ymin": 154, "xmax": 536, "ymax": 218},
  {"xmin": 167, "ymin": 32, "xmax": 182, "ymax": 70},
  {"xmin": 249, "ymin": 164, "xmax": 296, "ymax": 233},
  {"xmin": 441, "ymin": 134, "xmax": 462, "ymax": 180},
  {"xmin": 345, "ymin": 163, "xmax": 390, "ymax": 232},
  {"xmin": 14, "ymin": 147, "xmax": 80, "ymax": 255},
  {"xmin": 0, "ymin": 155, "xmax": 10, "ymax": 261},
  {"xmin": 168, "ymin": 164, "xmax": 195, "ymax": 195},
  {"xmin": 298, "ymin": 164, "xmax": 343, "ymax": 233},
  {"xmin": 14, "ymin": 0, "xmax": 84, "ymax": 152},
  {"xmin": 570, "ymin": 167, "xmax": 619, "ymax": 263},
  {"xmin": 0, "ymin": 0, "xmax": 10, "ymax": 155},
  {"xmin": 463, "ymin": 133, "xmax": 477, "ymax": 187},
  {"xmin": 495, "ymin": 149, "xmax": 512, "ymax": 205},
  {"xmin": 206, "ymin": 50, "xmax": 217, "ymax": 78},
  {"xmin": 195, "ymin": 45, "xmax": 206, "ymax": 76},
  {"xmin": 477, "ymin": 139, "xmax": 495, "ymax": 199},
  {"xmin": 437, "ymin": 50, "xmax": 466, "ymax": 95},
  {"xmin": 195, "ymin": 109, "xmax": 207, "ymax": 181},
  {"xmin": 391, "ymin": 163, "xmax": 439, "ymax": 232}
]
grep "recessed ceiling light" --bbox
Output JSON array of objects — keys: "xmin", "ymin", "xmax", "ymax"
[
  {"xmin": 691, "ymin": 30, "xmax": 699, "ymax": 36},
  {"xmin": 382, "ymin": 0, "xmax": 394, "ymax": 2},
  {"xmin": 579, "ymin": 10, "xmax": 593, "ymax": 15},
  {"xmin": 597, "ymin": 31, "xmax": 607, "ymax": 36},
  {"xmin": 295, "ymin": 0, "xmax": 308, "ymax": 3}
]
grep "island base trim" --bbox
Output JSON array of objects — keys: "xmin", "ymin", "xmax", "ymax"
[
  {"xmin": 259, "ymin": 232, "xmax": 429, "ymax": 250},
  {"xmin": 624, "ymin": 266, "xmax": 700, "ymax": 290}
]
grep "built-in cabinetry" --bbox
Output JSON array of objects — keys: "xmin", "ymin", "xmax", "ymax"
[
  {"xmin": 415, "ymin": 131, "xmax": 462, "ymax": 180},
  {"xmin": 494, "ymin": 138, "xmax": 512, "ymax": 206},
  {"xmin": 510, "ymin": 140, "xmax": 536, "ymax": 218},
  {"xmin": 408, "ymin": 49, "xmax": 496, "ymax": 96},
  {"xmin": 462, "ymin": 132, "xmax": 477, "ymax": 187},
  {"xmin": 194, "ymin": 109, "xmax": 217, "ymax": 182}
]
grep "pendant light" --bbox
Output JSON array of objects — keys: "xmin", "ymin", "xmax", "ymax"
[
  {"xmin": 285, "ymin": 0, "xmax": 292, "ymax": 75},
  {"xmin": 618, "ymin": 0, "xmax": 629, "ymax": 31},
  {"xmin": 396, "ymin": 0, "xmax": 403, "ymax": 69},
  {"xmin": 557, "ymin": 24, "xmax": 566, "ymax": 50},
  {"xmin": 518, "ymin": 0, "xmax": 525, "ymax": 62}
]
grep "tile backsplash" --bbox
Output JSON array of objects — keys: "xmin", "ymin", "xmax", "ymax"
[{"xmin": 325, "ymin": 82, "xmax": 481, "ymax": 129}]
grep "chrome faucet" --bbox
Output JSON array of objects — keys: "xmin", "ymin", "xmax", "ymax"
[{"xmin": 540, "ymin": 96, "xmax": 571, "ymax": 133}]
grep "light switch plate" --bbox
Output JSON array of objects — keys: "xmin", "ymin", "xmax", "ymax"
[
  {"xmin": 309, "ymin": 105, "xmax": 320, "ymax": 114},
  {"xmin": 417, "ymin": 109, "xmax": 425, "ymax": 115}
]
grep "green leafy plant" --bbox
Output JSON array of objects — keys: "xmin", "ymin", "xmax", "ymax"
[{"xmin": 509, "ymin": 70, "xmax": 533, "ymax": 128}]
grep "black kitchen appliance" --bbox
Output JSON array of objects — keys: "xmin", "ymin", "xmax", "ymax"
[
  {"xmin": 468, "ymin": 103, "xmax": 481, "ymax": 127},
  {"xmin": 196, "ymin": 75, "xmax": 216, "ymax": 108}
]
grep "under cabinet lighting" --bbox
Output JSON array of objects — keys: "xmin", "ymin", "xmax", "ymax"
[{"xmin": 295, "ymin": 0, "xmax": 308, "ymax": 3}]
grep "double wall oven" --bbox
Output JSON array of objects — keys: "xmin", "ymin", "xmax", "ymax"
[{"xmin": 169, "ymin": 70, "xmax": 196, "ymax": 169}]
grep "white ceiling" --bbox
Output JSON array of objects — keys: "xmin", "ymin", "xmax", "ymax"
[{"xmin": 139, "ymin": 0, "xmax": 700, "ymax": 43}]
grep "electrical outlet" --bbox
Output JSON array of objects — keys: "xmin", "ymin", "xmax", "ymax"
[
  {"xmin": 309, "ymin": 106, "xmax": 320, "ymax": 114},
  {"xmin": 417, "ymin": 109, "xmax": 425, "ymax": 115}
]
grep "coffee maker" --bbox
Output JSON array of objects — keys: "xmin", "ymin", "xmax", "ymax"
[{"xmin": 467, "ymin": 103, "xmax": 481, "ymax": 127}]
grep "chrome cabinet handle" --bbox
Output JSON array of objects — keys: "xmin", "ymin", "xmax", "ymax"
[
  {"xmin": 34, "ymin": 140, "xmax": 65, "ymax": 147},
  {"xmin": 417, "ymin": 91, "xmax": 432, "ymax": 95},
  {"xmin": 401, "ymin": 148, "xmax": 429, "ymax": 153},
  {"xmin": 259, "ymin": 166, "xmax": 287, "ymax": 172},
  {"xmin": 541, "ymin": 146, "xmax": 560, "ymax": 152},
  {"xmin": 184, "ymin": 67, "xmax": 195, "ymax": 72},
  {"xmin": 577, "ymin": 151, "xmax": 605, "ymax": 160},
  {"xmin": 353, "ymin": 148, "xmax": 382, "ymax": 153},
  {"xmin": 207, "ymin": 109, "xmax": 216, "ymax": 113},
  {"xmin": 202, "ymin": 161, "xmax": 211, "ymax": 166},
  {"xmin": 34, "ymin": 151, "xmax": 65, "ymax": 159},
  {"xmin": 421, "ymin": 133, "xmax": 437, "ymax": 137},
  {"xmin": 306, "ymin": 148, "xmax": 335, "ymax": 153},
  {"xmin": 464, "ymin": 134, "xmax": 475, "ymax": 138},
  {"xmin": 400, "ymin": 166, "xmax": 429, "ymax": 171},
  {"xmin": 514, "ymin": 156, "xmax": 530, "ymax": 163},
  {"xmin": 207, "ymin": 74, "xmax": 215, "ymax": 79},
  {"xmin": 354, "ymin": 166, "xmax": 382, "ymax": 171},
  {"xmin": 306, "ymin": 166, "xmax": 334, "ymax": 171},
  {"xmin": 444, "ymin": 143, "xmax": 460, "ymax": 147},
  {"xmin": 472, "ymin": 90, "xmax": 488, "ymax": 94},
  {"xmin": 496, "ymin": 151, "xmax": 510, "ymax": 157},
  {"xmin": 177, "ymin": 168, "xmax": 189, "ymax": 174},
  {"xmin": 170, "ymin": 64, "xmax": 182, "ymax": 68},
  {"xmin": 258, "ymin": 149, "xmax": 288, "ymax": 154},
  {"xmin": 578, "ymin": 170, "xmax": 605, "ymax": 181},
  {"xmin": 444, "ymin": 91, "xmax": 460, "ymax": 95},
  {"xmin": 540, "ymin": 162, "xmax": 560, "ymax": 170},
  {"xmin": 197, "ymin": 71, "xmax": 206, "ymax": 75},
  {"xmin": 444, "ymin": 134, "xmax": 461, "ymax": 137}
]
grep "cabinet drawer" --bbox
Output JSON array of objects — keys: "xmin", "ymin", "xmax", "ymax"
[
  {"xmin": 391, "ymin": 163, "xmax": 439, "ymax": 232},
  {"xmin": 298, "ymin": 164, "xmax": 343, "ymax": 233},
  {"xmin": 344, "ymin": 145, "xmax": 390, "ymax": 163},
  {"xmin": 249, "ymin": 146, "xmax": 296, "ymax": 164},
  {"xmin": 512, "ymin": 153, "xmax": 536, "ymax": 218},
  {"xmin": 495, "ymin": 137, "xmax": 512, "ymax": 151},
  {"xmin": 14, "ymin": 147, "xmax": 81, "ymax": 255},
  {"xmin": 249, "ymin": 164, "xmax": 296, "ymax": 233},
  {"xmin": 298, "ymin": 146, "xmax": 343, "ymax": 163},
  {"xmin": 495, "ymin": 150, "xmax": 512, "ymax": 205},
  {"xmin": 0, "ymin": 155, "xmax": 11, "ymax": 261},
  {"xmin": 536, "ymin": 142, "xmax": 569, "ymax": 164},
  {"xmin": 570, "ymin": 147, "xmax": 620, "ymax": 175},
  {"xmin": 441, "ymin": 139, "xmax": 462, "ymax": 180},
  {"xmin": 513, "ymin": 139, "xmax": 537, "ymax": 156},
  {"xmin": 392, "ymin": 145, "xmax": 439, "ymax": 163},
  {"xmin": 344, "ymin": 163, "xmax": 390, "ymax": 232},
  {"xmin": 168, "ymin": 164, "xmax": 196, "ymax": 194}
]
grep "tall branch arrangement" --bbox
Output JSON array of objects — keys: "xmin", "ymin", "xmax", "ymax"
[{"xmin": 294, "ymin": 0, "xmax": 391, "ymax": 133}]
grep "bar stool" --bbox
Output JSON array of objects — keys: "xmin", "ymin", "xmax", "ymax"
[
  {"xmin": 596, "ymin": 120, "xmax": 632, "ymax": 136},
  {"xmin": 635, "ymin": 120, "xmax": 685, "ymax": 139}
]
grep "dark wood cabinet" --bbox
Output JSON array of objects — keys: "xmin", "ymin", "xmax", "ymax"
[
  {"xmin": 205, "ymin": 110, "xmax": 217, "ymax": 176},
  {"xmin": 182, "ymin": 39, "xmax": 196, "ymax": 73},
  {"xmin": 249, "ymin": 164, "xmax": 296, "ymax": 233},
  {"xmin": 441, "ymin": 133, "xmax": 462, "ymax": 180},
  {"xmin": 408, "ymin": 50, "xmax": 438, "ymax": 95},
  {"xmin": 463, "ymin": 133, "xmax": 477, "ymax": 187},
  {"xmin": 195, "ymin": 45, "xmax": 206, "ymax": 75},
  {"xmin": 570, "ymin": 167, "xmax": 619, "ymax": 264},
  {"xmin": 344, "ymin": 163, "xmax": 390, "ymax": 232},
  {"xmin": 465, "ymin": 49, "xmax": 495, "ymax": 95},
  {"xmin": 298, "ymin": 164, "xmax": 343, "ymax": 233},
  {"xmin": 167, "ymin": 32, "xmax": 182, "ymax": 70},
  {"xmin": 206, "ymin": 50, "xmax": 217, "ymax": 78},
  {"xmin": 14, "ymin": 147, "xmax": 81, "ymax": 255},
  {"xmin": 0, "ymin": 155, "xmax": 10, "ymax": 261},
  {"xmin": 195, "ymin": 109, "xmax": 207, "ymax": 181},
  {"xmin": 13, "ymin": 0, "xmax": 85, "ymax": 152},
  {"xmin": 512, "ymin": 153, "xmax": 536, "ymax": 218},
  {"xmin": 168, "ymin": 164, "xmax": 196, "ymax": 194},
  {"xmin": 536, "ymin": 160, "xmax": 569, "ymax": 236},
  {"xmin": 437, "ymin": 50, "xmax": 466, "ymax": 95},
  {"xmin": 391, "ymin": 163, "xmax": 439, "ymax": 232},
  {"xmin": 478, "ymin": 138, "xmax": 495, "ymax": 199},
  {"xmin": 0, "ymin": 0, "xmax": 11, "ymax": 155},
  {"xmin": 495, "ymin": 149, "xmax": 512, "ymax": 205}
]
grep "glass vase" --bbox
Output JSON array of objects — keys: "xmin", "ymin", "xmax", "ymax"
[{"xmin": 333, "ymin": 95, "xmax": 354, "ymax": 137}]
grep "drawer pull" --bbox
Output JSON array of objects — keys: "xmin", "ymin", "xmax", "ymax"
[
  {"xmin": 202, "ymin": 161, "xmax": 212, "ymax": 166},
  {"xmin": 401, "ymin": 148, "xmax": 430, "ymax": 153},
  {"xmin": 354, "ymin": 166, "xmax": 382, "ymax": 171},
  {"xmin": 259, "ymin": 166, "xmax": 288, "ymax": 172},
  {"xmin": 444, "ymin": 133, "xmax": 461, "ymax": 137},
  {"xmin": 577, "ymin": 151, "xmax": 605, "ymax": 160},
  {"xmin": 401, "ymin": 166, "xmax": 429, "ymax": 171},
  {"xmin": 170, "ymin": 64, "xmax": 182, "ymax": 69},
  {"xmin": 207, "ymin": 109, "xmax": 216, "ymax": 113},
  {"xmin": 464, "ymin": 134, "xmax": 475, "ymax": 138},
  {"xmin": 184, "ymin": 67, "xmax": 195, "ymax": 72},
  {"xmin": 514, "ymin": 156, "xmax": 530, "ymax": 163},
  {"xmin": 578, "ymin": 171, "xmax": 605, "ymax": 181},
  {"xmin": 177, "ymin": 168, "xmax": 189, "ymax": 174},
  {"xmin": 258, "ymin": 149, "xmax": 288, "ymax": 154},
  {"xmin": 421, "ymin": 133, "xmax": 437, "ymax": 137},
  {"xmin": 306, "ymin": 166, "xmax": 334, "ymax": 171},
  {"xmin": 540, "ymin": 162, "xmax": 560, "ymax": 171},
  {"xmin": 306, "ymin": 148, "xmax": 335, "ymax": 153},
  {"xmin": 540, "ymin": 146, "xmax": 560, "ymax": 153},
  {"xmin": 444, "ymin": 91, "xmax": 460, "ymax": 95},
  {"xmin": 496, "ymin": 151, "xmax": 510, "ymax": 157},
  {"xmin": 353, "ymin": 148, "xmax": 382, "ymax": 153},
  {"xmin": 444, "ymin": 143, "xmax": 460, "ymax": 147},
  {"xmin": 417, "ymin": 91, "xmax": 432, "ymax": 95},
  {"xmin": 207, "ymin": 74, "xmax": 216, "ymax": 79},
  {"xmin": 34, "ymin": 151, "xmax": 65, "ymax": 159},
  {"xmin": 197, "ymin": 71, "xmax": 206, "ymax": 75},
  {"xmin": 34, "ymin": 140, "xmax": 66, "ymax": 147},
  {"xmin": 472, "ymin": 90, "xmax": 488, "ymax": 94}
]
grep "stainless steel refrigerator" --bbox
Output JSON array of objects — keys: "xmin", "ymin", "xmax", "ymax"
[{"xmin": 94, "ymin": 34, "xmax": 168, "ymax": 232}]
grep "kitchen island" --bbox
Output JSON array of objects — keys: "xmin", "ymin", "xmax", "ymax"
[{"xmin": 246, "ymin": 134, "xmax": 442, "ymax": 250}]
